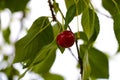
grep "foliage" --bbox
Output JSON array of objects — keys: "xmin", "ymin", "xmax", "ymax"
[{"xmin": 0, "ymin": 0, "xmax": 120, "ymax": 80}]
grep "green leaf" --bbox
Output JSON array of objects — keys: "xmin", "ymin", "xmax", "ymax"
[
  {"xmin": 5, "ymin": 0, "xmax": 29, "ymax": 12},
  {"xmin": 75, "ymin": 31, "xmax": 88, "ymax": 43},
  {"xmin": 88, "ymin": 47, "xmax": 109, "ymax": 78},
  {"xmin": 83, "ymin": 52, "xmax": 91, "ymax": 80},
  {"xmin": 102, "ymin": 0, "xmax": 120, "ymax": 17},
  {"xmin": 80, "ymin": 45, "xmax": 109, "ymax": 79},
  {"xmin": 14, "ymin": 17, "xmax": 54, "ymax": 63},
  {"xmin": 32, "ymin": 42, "xmax": 57, "ymax": 73},
  {"xmin": 53, "ymin": 1, "xmax": 59, "ymax": 13},
  {"xmin": 102, "ymin": 0, "xmax": 120, "ymax": 52},
  {"xmin": 65, "ymin": 5, "xmax": 76, "ymax": 29},
  {"xmin": 0, "ymin": 0, "xmax": 5, "ymax": 10},
  {"xmin": 113, "ymin": 15, "xmax": 120, "ymax": 52},
  {"xmin": 42, "ymin": 72, "xmax": 64, "ymax": 80},
  {"xmin": 81, "ymin": 8, "xmax": 100, "ymax": 43},
  {"xmin": 53, "ymin": 23, "xmax": 65, "ymax": 53},
  {"xmin": 3, "ymin": 27, "xmax": 11, "ymax": 44},
  {"xmin": 64, "ymin": 0, "xmax": 74, "ymax": 9},
  {"xmin": 64, "ymin": 0, "xmax": 86, "ymax": 15}
]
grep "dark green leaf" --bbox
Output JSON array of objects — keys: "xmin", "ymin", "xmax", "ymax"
[
  {"xmin": 5, "ymin": 0, "xmax": 29, "ymax": 12},
  {"xmin": 113, "ymin": 15, "xmax": 120, "ymax": 52},
  {"xmin": 102, "ymin": 0, "xmax": 120, "ymax": 17},
  {"xmin": 88, "ymin": 48, "xmax": 109, "ymax": 78},
  {"xmin": 0, "ymin": 0, "xmax": 5, "ymax": 10},
  {"xmin": 3, "ymin": 27, "xmax": 11, "ymax": 44},
  {"xmin": 65, "ymin": 5, "xmax": 76, "ymax": 29},
  {"xmin": 81, "ymin": 8, "xmax": 100, "ymax": 43},
  {"xmin": 102, "ymin": 0, "xmax": 120, "ymax": 52},
  {"xmin": 42, "ymin": 72, "xmax": 64, "ymax": 80},
  {"xmin": 64, "ymin": 0, "xmax": 74, "ymax": 9},
  {"xmin": 14, "ymin": 17, "xmax": 54, "ymax": 63},
  {"xmin": 32, "ymin": 42, "xmax": 57, "ymax": 73},
  {"xmin": 53, "ymin": 1, "xmax": 59, "ymax": 13}
]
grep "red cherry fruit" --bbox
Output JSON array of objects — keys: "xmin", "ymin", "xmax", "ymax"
[{"xmin": 56, "ymin": 30, "xmax": 75, "ymax": 48}]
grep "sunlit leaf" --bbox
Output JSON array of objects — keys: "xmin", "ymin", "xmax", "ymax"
[
  {"xmin": 14, "ymin": 17, "xmax": 54, "ymax": 63},
  {"xmin": 80, "ymin": 45, "xmax": 109, "ymax": 79},
  {"xmin": 75, "ymin": 31, "xmax": 88, "ymax": 43},
  {"xmin": 81, "ymin": 8, "xmax": 100, "ymax": 43},
  {"xmin": 83, "ymin": 52, "xmax": 91, "ymax": 80},
  {"xmin": 88, "ymin": 47, "xmax": 109, "ymax": 78},
  {"xmin": 32, "ymin": 42, "xmax": 57, "ymax": 73}
]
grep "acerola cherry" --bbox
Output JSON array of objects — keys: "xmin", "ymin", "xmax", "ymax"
[{"xmin": 56, "ymin": 30, "xmax": 75, "ymax": 48}]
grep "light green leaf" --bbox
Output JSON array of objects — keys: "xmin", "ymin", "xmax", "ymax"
[
  {"xmin": 80, "ymin": 45, "xmax": 109, "ymax": 79},
  {"xmin": 75, "ymin": 31, "xmax": 88, "ymax": 43},
  {"xmin": 14, "ymin": 17, "xmax": 54, "ymax": 63},
  {"xmin": 83, "ymin": 52, "xmax": 91, "ymax": 80},
  {"xmin": 32, "ymin": 42, "xmax": 57, "ymax": 73},
  {"xmin": 81, "ymin": 8, "xmax": 100, "ymax": 43},
  {"xmin": 42, "ymin": 72, "xmax": 64, "ymax": 80},
  {"xmin": 80, "ymin": 45, "xmax": 91, "ymax": 80},
  {"xmin": 88, "ymin": 47, "xmax": 109, "ymax": 78}
]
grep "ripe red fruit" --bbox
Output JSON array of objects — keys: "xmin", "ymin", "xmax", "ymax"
[{"xmin": 56, "ymin": 30, "xmax": 75, "ymax": 48}]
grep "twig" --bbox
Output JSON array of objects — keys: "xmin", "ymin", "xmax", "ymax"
[
  {"xmin": 68, "ymin": 48, "xmax": 78, "ymax": 62},
  {"xmin": 75, "ymin": 39, "xmax": 83, "ymax": 76},
  {"xmin": 48, "ymin": 0, "xmax": 57, "ymax": 21},
  {"xmin": 57, "ymin": 4, "xmax": 83, "ymax": 77},
  {"xmin": 48, "ymin": 1, "xmax": 83, "ymax": 78}
]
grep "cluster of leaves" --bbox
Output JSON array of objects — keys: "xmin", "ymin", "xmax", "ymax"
[
  {"xmin": 1, "ymin": 0, "xmax": 120, "ymax": 80},
  {"xmin": 65, "ymin": 0, "xmax": 109, "ymax": 79}
]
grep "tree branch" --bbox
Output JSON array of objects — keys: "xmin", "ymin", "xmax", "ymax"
[{"xmin": 48, "ymin": 0, "xmax": 57, "ymax": 21}]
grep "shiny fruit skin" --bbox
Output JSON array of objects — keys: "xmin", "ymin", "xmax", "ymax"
[{"xmin": 56, "ymin": 30, "xmax": 75, "ymax": 48}]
